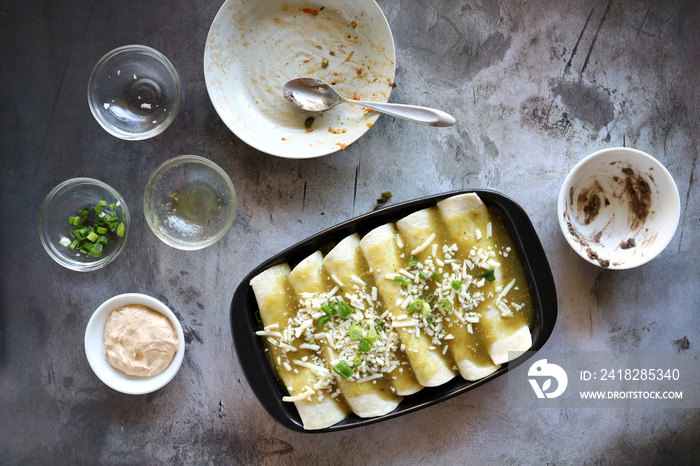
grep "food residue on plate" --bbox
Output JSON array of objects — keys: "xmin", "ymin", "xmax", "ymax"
[{"xmin": 103, "ymin": 304, "xmax": 179, "ymax": 377}]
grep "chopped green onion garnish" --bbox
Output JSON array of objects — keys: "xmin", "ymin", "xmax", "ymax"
[
  {"xmin": 408, "ymin": 256, "xmax": 417, "ymax": 267},
  {"xmin": 426, "ymin": 294, "xmax": 435, "ymax": 303},
  {"xmin": 89, "ymin": 243, "xmax": 103, "ymax": 257},
  {"xmin": 109, "ymin": 203, "xmax": 116, "ymax": 210},
  {"xmin": 451, "ymin": 280, "xmax": 463, "ymax": 290},
  {"xmin": 59, "ymin": 237, "xmax": 71, "ymax": 247},
  {"xmin": 438, "ymin": 299, "xmax": 452, "ymax": 312},
  {"xmin": 393, "ymin": 276, "xmax": 403, "ymax": 282},
  {"xmin": 407, "ymin": 299, "xmax": 424, "ymax": 313},
  {"xmin": 358, "ymin": 339, "xmax": 371, "ymax": 352},
  {"xmin": 353, "ymin": 356, "xmax": 362, "ymax": 366},
  {"xmin": 421, "ymin": 302, "xmax": 431, "ymax": 316},
  {"xmin": 86, "ymin": 231, "xmax": 99, "ymax": 243},
  {"xmin": 478, "ymin": 270, "xmax": 496, "ymax": 281},
  {"xmin": 337, "ymin": 301, "xmax": 353, "ymax": 318},
  {"xmin": 333, "ymin": 360, "xmax": 354, "ymax": 379},
  {"xmin": 116, "ymin": 223, "xmax": 125, "ymax": 237},
  {"xmin": 96, "ymin": 226, "xmax": 108, "ymax": 235},
  {"xmin": 309, "ymin": 339, "xmax": 315, "ymax": 345},
  {"xmin": 349, "ymin": 325, "xmax": 363, "ymax": 340},
  {"xmin": 316, "ymin": 315, "xmax": 331, "ymax": 328},
  {"xmin": 432, "ymin": 271, "xmax": 441, "ymax": 281},
  {"xmin": 418, "ymin": 271, "xmax": 427, "ymax": 280},
  {"xmin": 426, "ymin": 316, "xmax": 434, "ymax": 325},
  {"xmin": 321, "ymin": 303, "xmax": 336, "ymax": 316},
  {"xmin": 100, "ymin": 200, "xmax": 107, "ymax": 206},
  {"xmin": 365, "ymin": 329, "xmax": 378, "ymax": 343},
  {"xmin": 375, "ymin": 319, "xmax": 384, "ymax": 332}
]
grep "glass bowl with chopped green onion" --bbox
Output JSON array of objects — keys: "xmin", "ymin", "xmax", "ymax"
[{"xmin": 39, "ymin": 178, "xmax": 130, "ymax": 271}]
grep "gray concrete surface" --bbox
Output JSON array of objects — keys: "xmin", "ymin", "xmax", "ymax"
[{"xmin": 1, "ymin": 0, "xmax": 699, "ymax": 464}]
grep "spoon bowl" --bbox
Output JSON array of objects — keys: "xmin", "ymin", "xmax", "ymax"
[{"xmin": 283, "ymin": 78, "xmax": 456, "ymax": 127}]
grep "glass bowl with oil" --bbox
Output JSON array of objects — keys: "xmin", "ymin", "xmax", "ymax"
[{"xmin": 144, "ymin": 155, "xmax": 236, "ymax": 250}]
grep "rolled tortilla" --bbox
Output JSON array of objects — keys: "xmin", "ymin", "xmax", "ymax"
[
  {"xmin": 437, "ymin": 193, "xmax": 533, "ymax": 365},
  {"xmin": 396, "ymin": 207, "xmax": 501, "ymax": 380},
  {"xmin": 324, "ymin": 234, "xmax": 422, "ymax": 398},
  {"xmin": 360, "ymin": 223, "xmax": 455, "ymax": 387},
  {"xmin": 289, "ymin": 249, "xmax": 403, "ymax": 417},
  {"xmin": 250, "ymin": 264, "xmax": 349, "ymax": 430}
]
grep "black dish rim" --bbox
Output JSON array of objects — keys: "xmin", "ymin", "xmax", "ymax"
[{"xmin": 230, "ymin": 189, "xmax": 558, "ymax": 433}]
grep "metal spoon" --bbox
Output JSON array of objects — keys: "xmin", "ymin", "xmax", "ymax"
[{"xmin": 283, "ymin": 78, "xmax": 456, "ymax": 127}]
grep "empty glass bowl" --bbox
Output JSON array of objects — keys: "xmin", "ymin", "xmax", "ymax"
[
  {"xmin": 39, "ymin": 178, "xmax": 130, "ymax": 271},
  {"xmin": 144, "ymin": 155, "xmax": 237, "ymax": 250},
  {"xmin": 88, "ymin": 45, "xmax": 181, "ymax": 140}
]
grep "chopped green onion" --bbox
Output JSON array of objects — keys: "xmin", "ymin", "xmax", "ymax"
[
  {"xmin": 308, "ymin": 339, "xmax": 315, "ymax": 345},
  {"xmin": 69, "ymin": 239, "xmax": 79, "ymax": 250},
  {"xmin": 116, "ymin": 223, "xmax": 125, "ymax": 237},
  {"xmin": 426, "ymin": 293, "xmax": 435, "ymax": 303},
  {"xmin": 418, "ymin": 271, "xmax": 427, "ymax": 280},
  {"xmin": 333, "ymin": 360, "xmax": 354, "ymax": 379},
  {"xmin": 321, "ymin": 303, "xmax": 336, "ymax": 316},
  {"xmin": 99, "ymin": 200, "xmax": 107, "ymax": 206},
  {"xmin": 426, "ymin": 316, "xmax": 434, "ymax": 325},
  {"xmin": 109, "ymin": 203, "xmax": 116, "ymax": 210},
  {"xmin": 96, "ymin": 226, "xmax": 108, "ymax": 235},
  {"xmin": 407, "ymin": 299, "xmax": 424, "ymax": 313},
  {"xmin": 349, "ymin": 325, "xmax": 363, "ymax": 340},
  {"xmin": 451, "ymin": 280, "xmax": 463, "ymax": 290},
  {"xmin": 358, "ymin": 339, "xmax": 371, "ymax": 352},
  {"xmin": 59, "ymin": 237, "xmax": 71, "ymax": 247},
  {"xmin": 337, "ymin": 301, "xmax": 353, "ymax": 318},
  {"xmin": 96, "ymin": 235, "xmax": 108, "ymax": 246},
  {"xmin": 95, "ymin": 203, "xmax": 103, "ymax": 216},
  {"xmin": 353, "ymin": 356, "xmax": 362, "ymax": 366},
  {"xmin": 365, "ymin": 329, "xmax": 378, "ymax": 343},
  {"xmin": 408, "ymin": 256, "xmax": 417, "ymax": 267},
  {"xmin": 421, "ymin": 302, "xmax": 431, "ymax": 316},
  {"xmin": 86, "ymin": 231, "xmax": 99, "ymax": 243},
  {"xmin": 316, "ymin": 315, "xmax": 331, "ymax": 328},
  {"xmin": 432, "ymin": 271, "xmax": 441, "ymax": 281},
  {"xmin": 321, "ymin": 57, "xmax": 329, "ymax": 68},
  {"xmin": 375, "ymin": 319, "xmax": 384, "ymax": 332},
  {"xmin": 393, "ymin": 276, "xmax": 403, "ymax": 282},
  {"xmin": 478, "ymin": 270, "xmax": 496, "ymax": 281},
  {"xmin": 438, "ymin": 299, "xmax": 452, "ymax": 312},
  {"xmin": 89, "ymin": 243, "xmax": 103, "ymax": 257}
]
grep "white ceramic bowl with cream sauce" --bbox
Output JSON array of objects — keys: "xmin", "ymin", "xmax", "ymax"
[
  {"xmin": 85, "ymin": 293, "xmax": 185, "ymax": 394},
  {"xmin": 557, "ymin": 147, "xmax": 681, "ymax": 269}
]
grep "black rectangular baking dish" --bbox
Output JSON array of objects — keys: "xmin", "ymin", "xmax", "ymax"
[{"xmin": 230, "ymin": 189, "xmax": 557, "ymax": 432}]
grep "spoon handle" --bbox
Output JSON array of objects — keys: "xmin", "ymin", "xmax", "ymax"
[{"xmin": 347, "ymin": 99, "xmax": 456, "ymax": 127}]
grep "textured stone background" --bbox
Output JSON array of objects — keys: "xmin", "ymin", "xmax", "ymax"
[{"xmin": 1, "ymin": 0, "xmax": 698, "ymax": 463}]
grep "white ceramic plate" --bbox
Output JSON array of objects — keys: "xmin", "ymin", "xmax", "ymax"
[
  {"xmin": 204, "ymin": 0, "xmax": 396, "ymax": 158},
  {"xmin": 85, "ymin": 293, "xmax": 185, "ymax": 394}
]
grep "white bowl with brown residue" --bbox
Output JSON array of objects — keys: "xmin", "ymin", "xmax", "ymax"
[
  {"xmin": 557, "ymin": 147, "xmax": 680, "ymax": 269},
  {"xmin": 203, "ymin": 0, "xmax": 396, "ymax": 158}
]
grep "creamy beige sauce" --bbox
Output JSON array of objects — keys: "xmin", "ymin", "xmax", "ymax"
[{"xmin": 103, "ymin": 304, "xmax": 179, "ymax": 377}]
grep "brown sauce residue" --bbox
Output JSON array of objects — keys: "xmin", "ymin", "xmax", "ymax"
[
  {"xmin": 620, "ymin": 238, "xmax": 636, "ymax": 249},
  {"xmin": 576, "ymin": 180, "xmax": 608, "ymax": 225},
  {"xmin": 622, "ymin": 168, "xmax": 652, "ymax": 229}
]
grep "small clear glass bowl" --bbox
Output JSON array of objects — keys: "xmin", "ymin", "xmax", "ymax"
[
  {"xmin": 88, "ymin": 45, "xmax": 181, "ymax": 140},
  {"xmin": 144, "ymin": 155, "xmax": 237, "ymax": 250},
  {"xmin": 39, "ymin": 178, "xmax": 130, "ymax": 271}
]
